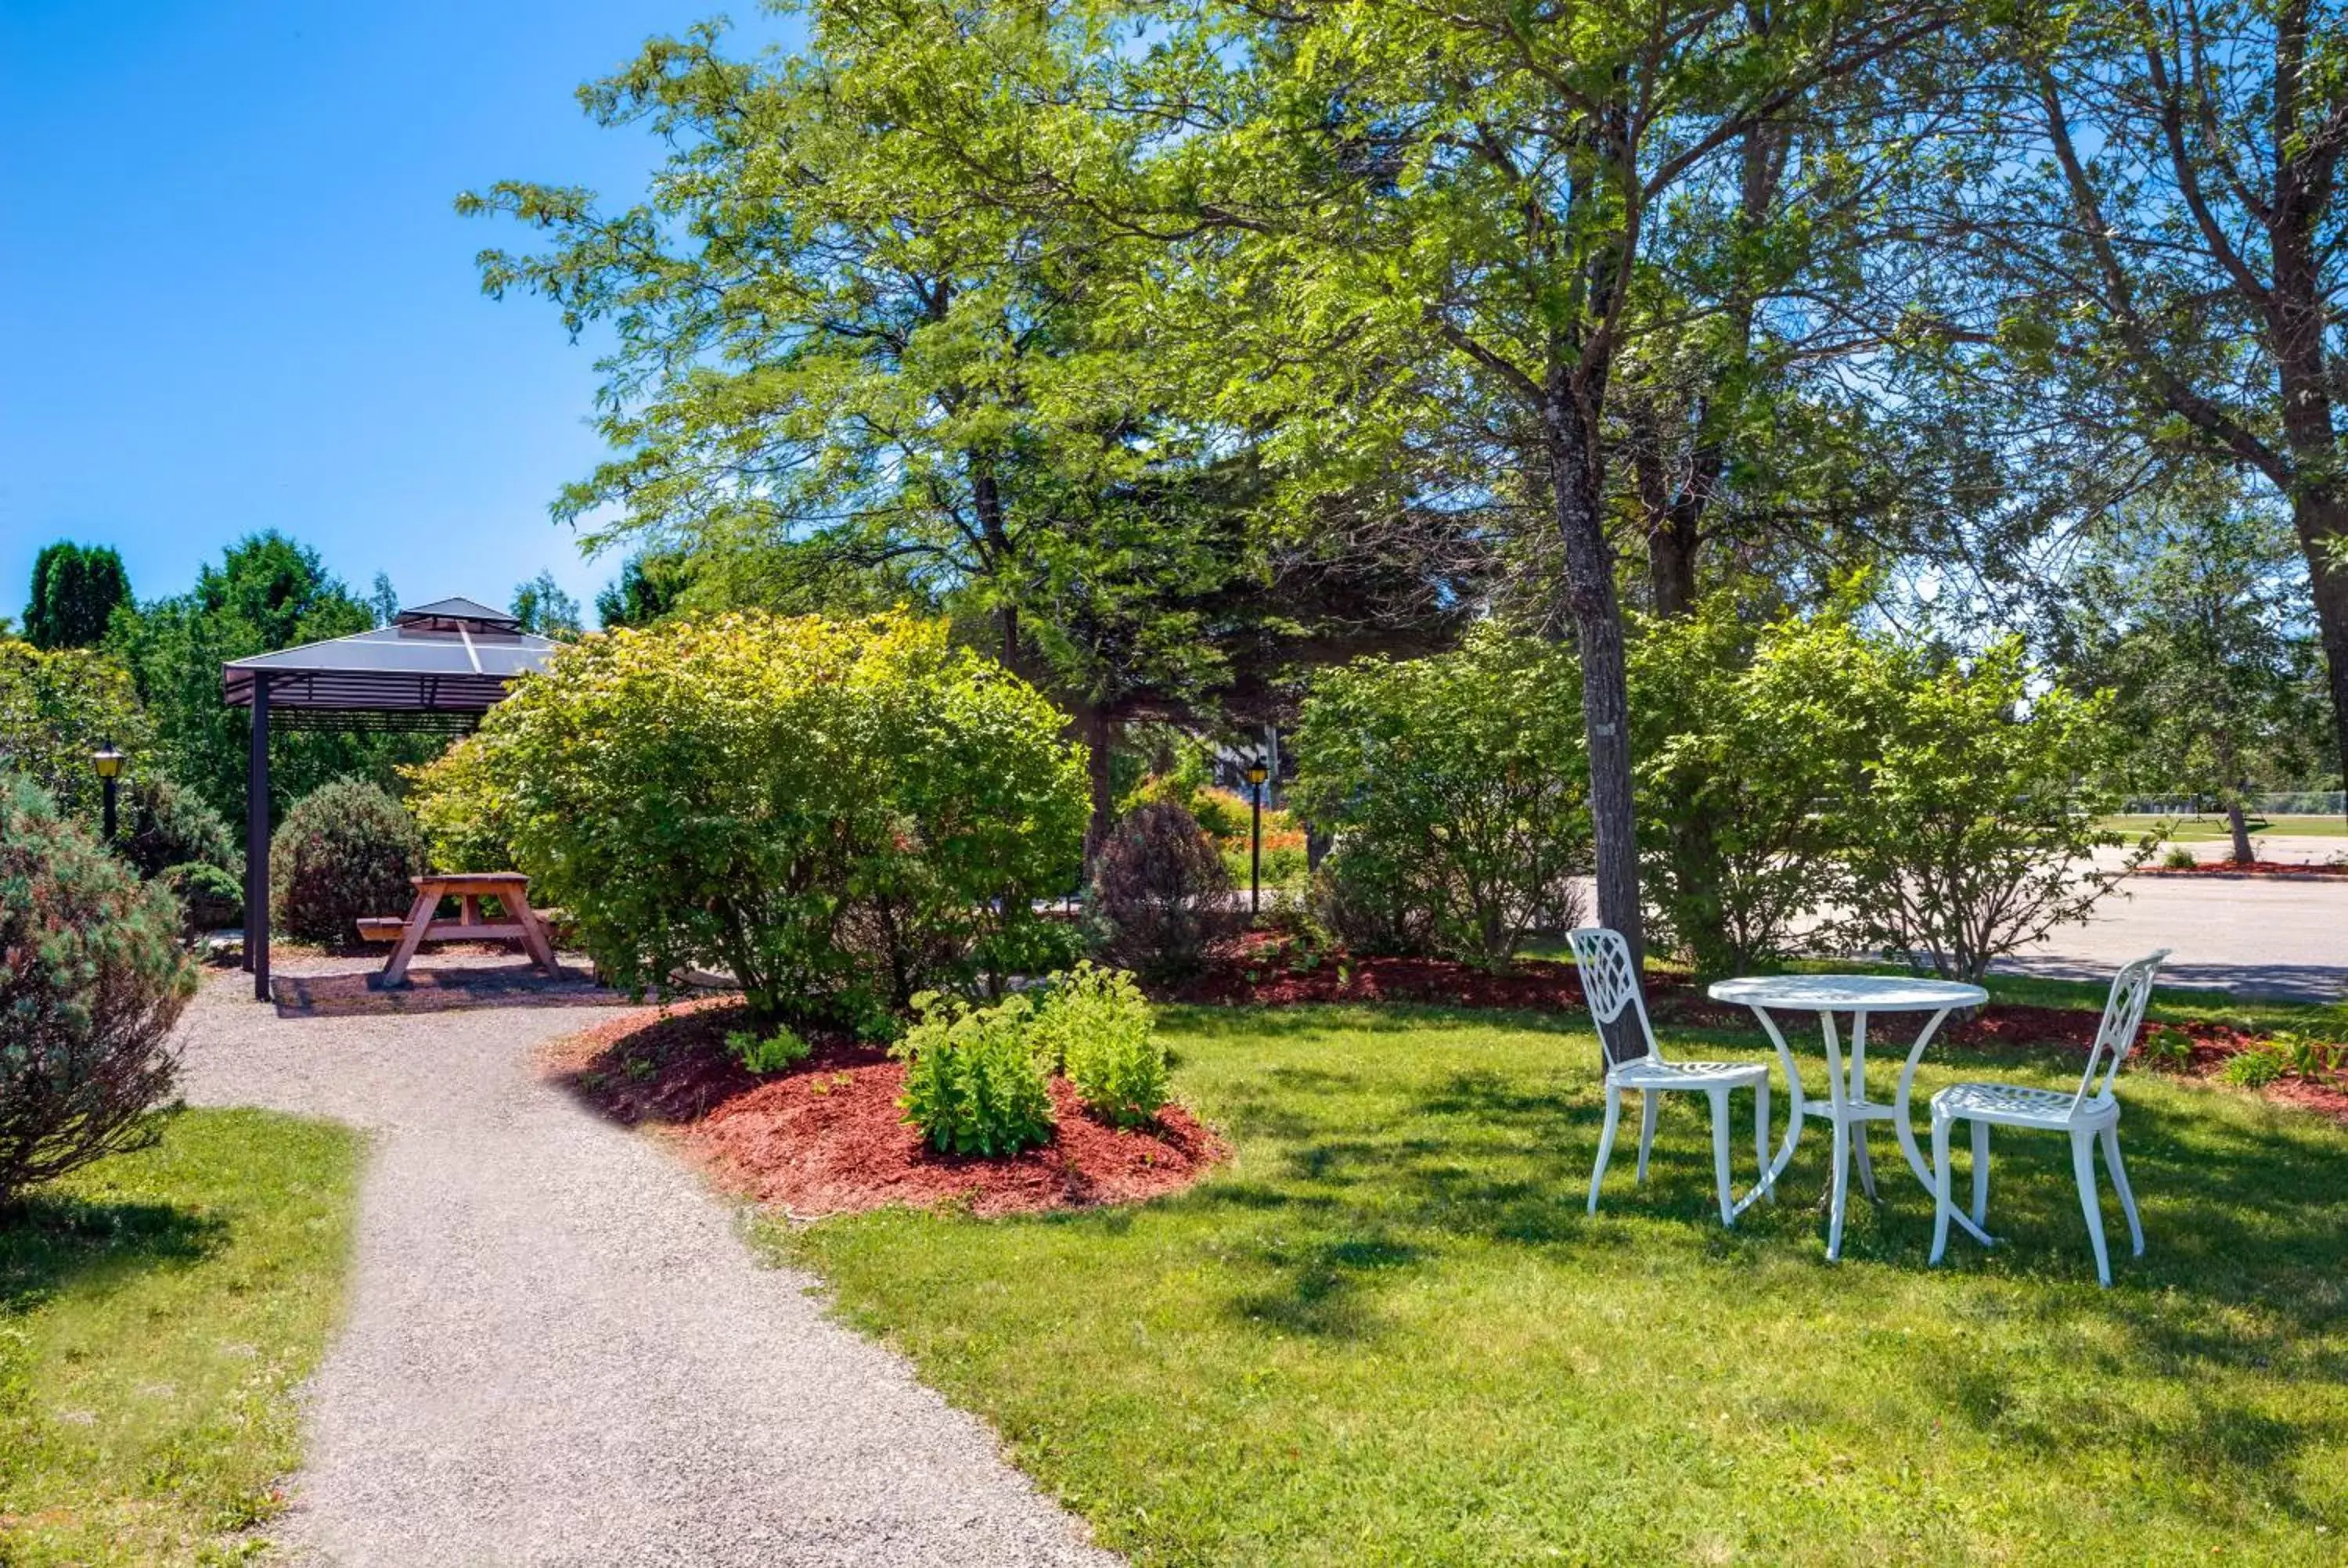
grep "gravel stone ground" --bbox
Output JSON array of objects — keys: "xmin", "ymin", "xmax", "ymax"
[{"xmin": 176, "ymin": 957, "xmax": 1119, "ymax": 1568}]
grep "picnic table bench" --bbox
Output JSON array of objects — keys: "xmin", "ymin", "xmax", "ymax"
[{"xmin": 360, "ymin": 872, "xmax": 561, "ymax": 987}]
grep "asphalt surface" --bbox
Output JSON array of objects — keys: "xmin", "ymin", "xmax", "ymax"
[
  {"xmin": 1996, "ymin": 837, "xmax": 2348, "ymax": 1002},
  {"xmin": 178, "ymin": 958, "xmax": 1119, "ymax": 1568}
]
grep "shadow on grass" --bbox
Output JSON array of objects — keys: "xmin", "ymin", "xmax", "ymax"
[
  {"xmin": 0, "ymin": 1194, "xmax": 224, "ymax": 1316},
  {"xmin": 1164, "ymin": 1010, "xmax": 2348, "ymax": 1353}
]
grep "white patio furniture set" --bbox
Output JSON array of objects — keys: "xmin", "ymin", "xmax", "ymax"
[{"xmin": 1568, "ymin": 926, "xmax": 2170, "ymax": 1286}]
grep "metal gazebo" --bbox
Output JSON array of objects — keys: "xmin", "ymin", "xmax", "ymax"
[{"xmin": 223, "ymin": 597, "xmax": 558, "ymax": 1001}]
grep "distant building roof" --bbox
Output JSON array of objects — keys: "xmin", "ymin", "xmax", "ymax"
[{"xmin": 222, "ymin": 595, "xmax": 556, "ymax": 726}]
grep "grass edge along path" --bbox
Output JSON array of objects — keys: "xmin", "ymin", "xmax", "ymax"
[
  {"xmin": 1, "ymin": 1107, "xmax": 361, "ymax": 1566},
  {"xmin": 769, "ymin": 1002, "xmax": 2348, "ymax": 1567}
]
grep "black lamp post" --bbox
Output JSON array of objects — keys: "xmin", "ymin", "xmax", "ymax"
[
  {"xmin": 1244, "ymin": 757, "xmax": 1269, "ymax": 916},
  {"xmin": 92, "ymin": 739, "xmax": 125, "ymax": 843}
]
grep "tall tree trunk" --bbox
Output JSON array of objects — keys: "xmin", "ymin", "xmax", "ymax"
[
  {"xmin": 1078, "ymin": 703, "xmax": 1116, "ymax": 867},
  {"xmin": 1545, "ymin": 397, "xmax": 1644, "ymax": 967},
  {"xmin": 2214, "ymin": 726, "xmax": 2256, "ymax": 863},
  {"xmin": 2296, "ymin": 494, "xmax": 2348, "ymax": 818}
]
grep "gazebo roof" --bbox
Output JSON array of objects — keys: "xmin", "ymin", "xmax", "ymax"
[{"xmin": 222, "ymin": 596, "xmax": 558, "ymax": 730}]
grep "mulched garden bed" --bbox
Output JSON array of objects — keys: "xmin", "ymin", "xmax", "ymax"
[
  {"xmin": 542, "ymin": 998, "xmax": 1226, "ymax": 1219},
  {"xmin": 1165, "ymin": 933, "xmax": 2348, "ymax": 1124}
]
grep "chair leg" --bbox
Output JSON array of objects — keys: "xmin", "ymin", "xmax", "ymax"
[
  {"xmin": 1637, "ymin": 1090, "xmax": 1658, "ymax": 1184},
  {"xmin": 1827, "ymin": 1114, "xmax": 1851, "ymax": 1262},
  {"xmin": 2071, "ymin": 1128, "xmax": 2112, "ymax": 1287},
  {"xmin": 1708, "ymin": 1088, "xmax": 1734, "ymax": 1227},
  {"xmin": 1970, "ymin": 1120, "xmax": 1990, "ymax": 1228},
  {"xmin": 1590, "ymin": 1085, "xmax": 1622, "ymax": 1216},
  {"xmin": 1930, "ymin": 1113, "xmax": 1954, "ymax": 1265},
  {"xmin": 2101, "ymin": 1126, "xmax": 2145, "ymax": 1257},
  {"xmin": 1755, "ymin": 1077, "xmax": 1773, "ymax": 1203}
]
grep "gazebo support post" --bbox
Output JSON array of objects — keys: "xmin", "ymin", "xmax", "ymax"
[{"xmin": 247, "ymin": 675, "xmax": 271, "ymax": 1002}]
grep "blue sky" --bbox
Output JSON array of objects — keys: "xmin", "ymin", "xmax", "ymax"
[{"xmin": 1, "ymin": 1, "xmax": 792, "ymax": 628}]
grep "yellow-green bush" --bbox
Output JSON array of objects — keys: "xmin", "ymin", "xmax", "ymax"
[{"xmin": 414, "ymin": 611, "xmax": 1088, "ymax": 1030}]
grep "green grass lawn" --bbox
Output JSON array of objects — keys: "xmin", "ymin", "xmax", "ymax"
[
  {"xmin": 0, "ymin": 1108, "xmax": 360, "ymax": 1566},
  {"xmin": 774, "ymin": 1004, "xmax": 2348, "ymax": 1566},
  {"xmin": 2103, "ymin": 812, "xmax": 2348, "ymax": 840}
]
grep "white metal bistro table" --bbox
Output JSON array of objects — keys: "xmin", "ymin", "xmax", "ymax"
[{"xmin": 1708, "ymin": 974, "xmax": 1990, "ymax": 1261}]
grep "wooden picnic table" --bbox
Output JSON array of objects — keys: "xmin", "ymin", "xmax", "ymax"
[{"xmin": 373, "ymin": 872, "xmax": 561, "ymax": 987}]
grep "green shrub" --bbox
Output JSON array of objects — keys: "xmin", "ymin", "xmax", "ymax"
[
  {"xmin": 2219, "ymin": 1045, "xmax": 2287, "ymax": 1088},
  {"xmin": 2134, "ymin": 1024, "xmax": 2196, "ymax": 1073},
  {"xmin": 1292, "ymin": 625, "xmax": 1588, "ymax": 969},
  {"xmin": 413, "ymin": 612, "xmax": 1088, "ymax": 1030},
  {"xmin": 726, "ymin": 1026, "xmax": 812, "ymax": 1075},
  {"xmin": 119, "ymin": 775, "xmax": 242, "ymax": 883},
  {"xmin": 1031, "ymin": 962, "xmax": 1165, "ymax": 1126},
  {"xmin": 894, "ymin": 991, "xmax": 1056, "ymax": 1156},
  {"xmin": 0, "ymin": 777, "xmax": 196, "ymax": 1208},
  {"xmin": 1086, "ymin": 802, "xmax": 1241, "ymax": 981},
  {"xmin": 269, "ymin": 778, "xmax": 427, "ymax": 945},
  {"xmin": 0, "ymin": 641, "xmax": 149, "ymax": 825},
  {"xmin": 1629, "ymin": 602, "xmax": 1855, "ymax": 978},
  {"xmin": 2160, "ymin": 845, "xmax": 2199, "ymax": 870},
  {"xmin": 1822, "ymin": 638, "xmax": 2137, "ymax": 984},
  {"xmin": 1306, "ymin": 848, "xmax": 1435, "ymax": 957},
  {"xmin": 163, "ymin": 861, "xmax": 243, "ymax": 937},
  {"xmin": 405, "ymin": 732, "xmax": 518, "ymax": 872}
]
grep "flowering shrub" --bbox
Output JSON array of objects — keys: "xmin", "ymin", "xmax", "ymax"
[
  {"xmin": 895, "ymin": 991, "xmax": 1055, "ymax": 1156},
  {"xmin": 0, "ymin": 778, "xmax": 196, "ymax": 1208},
  {"xmin": 417, "ymin": 612, "xmax": 1087, "ymax": 1030},
  {"xmin": 1030, "ymin": 963, "xmax": 1165, "ymax": 1126}
]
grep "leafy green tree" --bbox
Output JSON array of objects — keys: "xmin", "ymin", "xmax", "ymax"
[
  {"xmin": 0, "ymin": 639, "xmax": 150, "ymax": 825},
  {"xmin": 461, "ymin": 13, "xmax": 1491, "ymax": 850},
  {"xmin": 416, "ymin": 610, "xmax": 1088, "ymax": 1030},
  {"xmin": 107, "ymin": 533, "xmax": 434, "ymax": 824},
  {"xmin": 593, "ymin": 550, "xmax": 693, "ymax": 629},
  {"xmin": 1291, "ymin": 626, "xmax": 1589, "ymax": 970},
  {"xmin": 1938, "ymin": 1, "xmax": 2348, "ymax": 806},
  {"xmin": 2059, "ymin": 472, "xmax": 2328, "ymax": 862},
  {"xmin": 510, "ymin": 570, "xmax": 583, "ymax": 638},
  {"xmin": 24, "ymin": 542, "xmax": 131, "ymax": 650},
  {"xmin": 1052, "ymin": 0, "xmax": 1962, "ymax": 956}
]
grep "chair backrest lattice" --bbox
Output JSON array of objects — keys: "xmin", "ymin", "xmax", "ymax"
[
  {"xmin": 2077, "ymin": 948, "xmax": 2170, "ymax": 1109},
  {"xmin": 1568, "ymin": 926, "xmax": 1660, "ymax": 1070}
]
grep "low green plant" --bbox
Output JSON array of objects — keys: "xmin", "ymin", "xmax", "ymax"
[
  {"xmin": 2134, "ymin": 1024, "xmax": 2196, "ymax": 1073},
  {"xmin": 2264, "ymin": 1030, "xmax": 2343, "ymax": 1079},
  {"xmin": 2219, "ymin": 1043, "xmax": 2288, "ymax": 1087},
  {"xmin": 1032, "ymin": 963, "xmax": 1167, "ymax": 1127},
  {"xmin": 163, "ymin": 860, "xmax": 243, "ymax": 937},
  {"xmin": 726, "ymin": 1026, "xmax": 813, "ymax": 1075},
  {"xmin": 2161, "ymin": 845, "xmax": 2200, "ymax": 870},
  {"xmin": 895, "ymin": 992, "xmax": 1056, "ymax": 1156}
]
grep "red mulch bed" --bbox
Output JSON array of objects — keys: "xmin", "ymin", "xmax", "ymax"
[
  {"xmin": 2136, "ymin": 860, "xmax": 2348, "ymax": 878},
  {"xmin": 542, "ymin": 998, "xmax": 1225, "ymax": 1218},
  {"xmin": 1165, "ymin": 933, "xmax": 2348, "ymax": 1125}
]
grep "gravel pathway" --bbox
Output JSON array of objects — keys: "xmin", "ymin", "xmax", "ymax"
[{"xmin": 177, "ymin": 960, "xmax": 1118, "ymax": 1568}]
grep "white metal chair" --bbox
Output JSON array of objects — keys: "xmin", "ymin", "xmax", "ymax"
[
  {"xmin": 1929, "ymin": 950, "xmax": 2169, "ymax": 1286},
  {"xmin": 1568, "ymin": 926, "xmax": 1771, "ymax": 1225}
]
